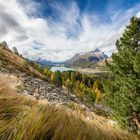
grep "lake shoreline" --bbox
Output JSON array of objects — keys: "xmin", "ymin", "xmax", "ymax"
[{"xmin": 50, "ymin": 66, "xmax": 110, "ymax": 74}]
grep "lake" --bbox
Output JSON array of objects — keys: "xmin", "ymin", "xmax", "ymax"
[{"xmin": 50, "ymin": 66, "xmax": 74, "ymax": 72}]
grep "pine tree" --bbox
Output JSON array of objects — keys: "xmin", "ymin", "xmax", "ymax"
[
  {"xmin": 1, "ymin": 41, "xmax": 9, "ymax": 48},
  {"xmin": 52, "ymin": 71, "xmax": 62, "ymax": 87},
  {"xmin": 103, "ymin": 17, "xmax": 140, "ymax": 130},
  {"xmin": 13, "ymin": 47, "xmax": 19, "ymax": 55},
  {"xmin": 64, "ymin": 78, "xmax": 73, "ymax": 94}
]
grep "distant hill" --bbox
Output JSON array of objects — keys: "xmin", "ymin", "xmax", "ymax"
[
  {"xmin": 36, "ymin": 58, "xmax": 64, "ymax": 67},
  {"xmin": 64, "ymin": 49, "xmax": 108, "ymax": 68}
]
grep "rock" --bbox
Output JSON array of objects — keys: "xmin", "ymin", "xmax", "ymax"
[
  {"xmin": 69, "ymin": 96, "xmax": 75, "ymax": 101},
  {"xmin": 1, "ymin": 69, "xmax": 84, "ymax": 106},
  {"xmin": 0, "ymin": 68, "xmax": 9, "ymax": 74}
]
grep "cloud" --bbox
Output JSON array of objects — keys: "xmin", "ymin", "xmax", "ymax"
[
  {"xmin": 0, "ymin": 0, "xmax": 140, "ymax": 61},
  {"xmin": 136, "ymin": 11, "xmax": 140, "ymax": 17}
]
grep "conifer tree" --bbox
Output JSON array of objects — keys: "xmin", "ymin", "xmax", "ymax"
[
  {"xmin": 103, "ymin": 17, "xmax": 140, "ymax": 130},
  {"xmin": 52, "ymin": 71, "xmax": 62, "ymax": 87}
]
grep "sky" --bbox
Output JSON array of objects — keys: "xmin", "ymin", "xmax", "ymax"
[{"xmin": 0, "ymin": 0, "xmax": 140, "ymax": 62}]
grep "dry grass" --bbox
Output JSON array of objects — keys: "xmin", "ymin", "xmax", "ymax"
[
  {"xmin": 0, "ymin": 81, "xmax": 139, "ymax": 140},
  {"xmin": 0, "ymin": 46, "xmax": 46, "ymax": 80}
]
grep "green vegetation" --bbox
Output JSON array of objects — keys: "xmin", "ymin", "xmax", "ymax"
[
  {"xmin": 50, "ymin": 70, "xmax": 103, "ymax": 103},
  {"xmin": 103, "ymin": 17, "xmax": 140, "ymax": 132},
  {"xmin": 51, "ymin": 71, "xmax": 63, "ymax": 87},
  {"xmin": 0, "ymin": 81, "xmax": 138, "ymax": 140}
]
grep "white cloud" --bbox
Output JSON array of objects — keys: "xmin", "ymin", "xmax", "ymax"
[
  {"xmin": 136, "ymin": 11, "xmax": 140, "ymax": 17},
  {"xmin": 0, "ymin": 0, "xmax": 140, "ymax": 61}
]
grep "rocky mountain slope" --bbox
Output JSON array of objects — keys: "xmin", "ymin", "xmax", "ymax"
[
  {"xmin": 0, "ymin": 42, "xmax": 139, "ymax": 140},
  {"xmin": 0, "ymin": 68, "xmax": 83, "ymax": 105},
  {"xmin": 0, "ymin": 42, "xmax": 99, "ymax": 111},
  {"xmin": 0, "ymin": 77, "xmax": 138, "ymax": 140},
  {"xmin": 0, "ymin": 68, "xmax": 139, "ymax": 140},
  {"xmin": 0, "ymin": 43, "xmax": 84, "ymax": 106},
  {"xmin": 65, "ymin": 49, "xmax": 108, "ymax": 68}
]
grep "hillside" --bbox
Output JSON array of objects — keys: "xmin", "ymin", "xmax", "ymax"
[
  {"xmin": 0, "ymin": 43, "xmax": 47, "ymax": 80},
  {"xmin": 0, "ymin": 42, "xmax": 139, "ymax": 140},
  {"xmin": 0, "ymin": 71, "xmax": 139, "ymax": 140},
  {"xmin": 65, "ymin": 49, "xmax": 108, "ymax": 68},
  {"xmin": 89, "ymin": 57, "xmax": 112, "ymax": 70},
  {"xmin": 0, "ymin": 43, "xmax": 83, "ymax": 105}
]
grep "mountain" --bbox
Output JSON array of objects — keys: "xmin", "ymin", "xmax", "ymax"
[
  {"xmin": 64, "ymin": 49, "xmax": 108, "ymax": 68},
  {"xmin": 36, "ymin": 58, "xmax": 64, "ymax": 67}
]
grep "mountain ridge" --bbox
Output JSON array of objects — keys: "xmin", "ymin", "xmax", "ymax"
[{"xmin": 64, "ymin": 49, "xmax": 108, "ymax": 68}]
